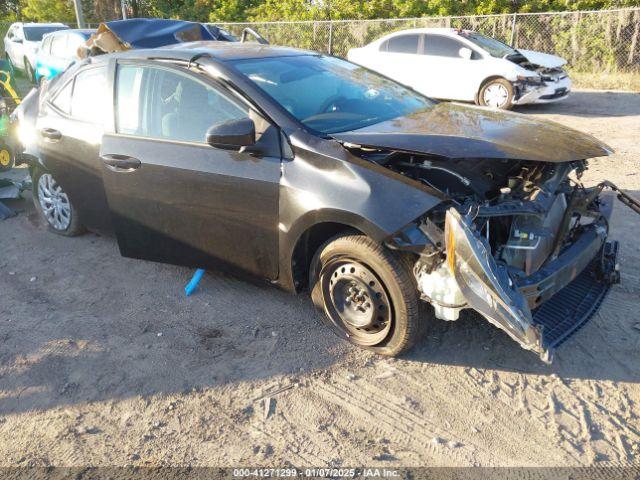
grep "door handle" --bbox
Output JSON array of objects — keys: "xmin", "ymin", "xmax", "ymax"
[
  {"xmin": 40, "ymin": 128, "xmax": 62, "ymax": 142},
  {"xmin": 101, "ymin": 154, "xmax": 141, "ymax": 171}
]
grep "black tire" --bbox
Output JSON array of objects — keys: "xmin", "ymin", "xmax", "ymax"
[
  {"xmin": 309, "ymin": 234, "xmax": 424, "ymax": 356},
  {"xmin": 32, "ymin": 167, "xmax": 84, "ymax": 236},
  {"xmin": 5, "ymin": 53, "xmax": 14, "ymax": 70},
  {"xmin": 478, "ymin": 78, "xmax": 514, "ymax": 110}
]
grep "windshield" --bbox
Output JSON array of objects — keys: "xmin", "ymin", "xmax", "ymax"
[
  {"xmin": 24, "ymin": 25, "xmax": 68, "ymax": 41},
  {"xmin": 458, "ymin": 31, "xmax": 517, "ymax": 58},
  {"xmin": 229, "ymin": 55, "xmax": 434, "ymax": 134}
]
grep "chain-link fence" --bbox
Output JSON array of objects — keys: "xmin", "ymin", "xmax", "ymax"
[
  {"xmin": 218, "ymin": 7, "xmax": 640, "ymax": 87},
  {"xmin": 2, "ymin": 8, "xmax": 639, "ymax": 87}
]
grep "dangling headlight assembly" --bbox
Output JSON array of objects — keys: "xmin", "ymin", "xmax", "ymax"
[{"xmin": 445, "ymin": 208, "xmax": 541, "ymax": 351}]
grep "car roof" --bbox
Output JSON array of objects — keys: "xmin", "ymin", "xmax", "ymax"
[
  {"xmin": 18, "ymin": 22, "xmax": 68, "ymax": 27},
  {"xmin": 46, "ymin": 28, "xmax": 95, "ymax": 37},
  {"xmin": 100, "ymin": 41, "xmax": 317, "ymax": 62},
  {"xmin": 377, "ymin": 27, "xmax": 478, "ymax": 40}
]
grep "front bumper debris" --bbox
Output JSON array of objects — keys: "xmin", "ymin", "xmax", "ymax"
[
  {"xmin": 443, "ymin": 191, "xmax": 619, "ymax": 363},
  {"xmin": 531, "ymin": 241, "xmax": 619, "ymax": 363},
  {"xmin": 513, "ymin": 76, "xmax": 571, "ymax": 105}
]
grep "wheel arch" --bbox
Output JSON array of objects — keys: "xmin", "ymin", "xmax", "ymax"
[
  {"xmin": 278, "ymin": 209, "xmax": 389, "ymax": 294},
  {"xmin": 475, "ymin": 75, "xmax": 508, "ymax": 104}
]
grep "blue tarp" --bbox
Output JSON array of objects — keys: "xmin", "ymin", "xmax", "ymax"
[{"xmin": 101, "ymin": 18, "xmax": 225, "ymax": 49}]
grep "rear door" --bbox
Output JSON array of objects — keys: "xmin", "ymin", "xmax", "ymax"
[
  {"xmin": 6, "ymin": 26, "xmax": 24, "ymax": 67},
  {"xmin": 100, "ymin": 61, "xmax": 282, "ymax": 279},
  {"xmin": 37, "ymin": 35, "xmax": 53, "ymax": 78},
  {"xmin": 35, "ymin": 64, "xmax": 113, "ymax": 233},
  {"xmin": 48, "ymin": 34, "xmax": 73, "ymax": 78}
]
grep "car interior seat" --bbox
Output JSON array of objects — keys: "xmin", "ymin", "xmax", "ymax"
[{"xmin": 161, "ymin": 77, "xmax": 213, "ymax": 143}]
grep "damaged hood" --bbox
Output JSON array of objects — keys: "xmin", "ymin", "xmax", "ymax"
[
  {"xmin": 517, "ymin": 48, "xmax": 567, "ymax": 69},
  {"xmin": 332, "ymin": 103, "xmax": 612, "ymax": 162}
]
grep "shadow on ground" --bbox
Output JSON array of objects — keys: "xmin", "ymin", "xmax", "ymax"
[
  {"xmin": 517, "ymin": 90, "xmax": 640, "ymax": 118},
  {"xmin": 2, "ymin": 194, "xmax": 639, "ymax": 417}
]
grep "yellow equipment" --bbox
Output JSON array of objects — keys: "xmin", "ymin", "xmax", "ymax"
[{"xmin": 0, "ymin": 59, "xmax": 20, "ymax": 172}]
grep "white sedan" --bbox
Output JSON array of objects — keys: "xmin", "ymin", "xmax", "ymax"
[
  {"xmin": 347, "ymin": 28, "xmax": 571, "ymax": 109},
  {"xmin": 3, "ymin": 22, "xmax": 69, "ymax": 81}
]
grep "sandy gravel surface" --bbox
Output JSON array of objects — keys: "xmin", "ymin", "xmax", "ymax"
[{"xmin": 0, "ymin": 91, "xmax": 639, "ymax": 469}]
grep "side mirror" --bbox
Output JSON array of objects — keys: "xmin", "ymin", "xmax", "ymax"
[
  {"xmin": 14, "ymin": 38, "xmax": 23, "ymax": 44},
  {"xmin": 459, "ymin": 47, "xmax": 472, "ymax": 60},
  {"xmin": 206, "ymin": 118, "xmax": 255, "ymax": 150}
]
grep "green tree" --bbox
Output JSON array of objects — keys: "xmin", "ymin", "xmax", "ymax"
[
  {"xmin": 1, "ymin": 0, "xmax": 25, "ymax": 22},
  {"xmin": 21, "ymin": 0, "xmax": 75, "ymax": 22}
]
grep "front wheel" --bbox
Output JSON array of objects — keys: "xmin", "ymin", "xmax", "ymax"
[
  {"xmin": 478, "ymin": 78, "xmax": 514, "ymax": 110},
  {"xmin": 309, "ymin": 234, "xmax": 424, "ymax": 356},
  {"xmin": 32, "ymin": 168, "xmax": 84, "ymax": 236}
]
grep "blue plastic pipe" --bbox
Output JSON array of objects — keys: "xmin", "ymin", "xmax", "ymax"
[{"xmin": 184, "ymin": 268, "xmax": 205, "ymax": 296}]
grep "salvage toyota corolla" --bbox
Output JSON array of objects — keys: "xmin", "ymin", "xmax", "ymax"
[{"xmin": 16, "ymin": 43, "xmax": 639, "ymax": 362}]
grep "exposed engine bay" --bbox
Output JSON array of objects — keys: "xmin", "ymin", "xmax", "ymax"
[
  {"xmin": 384, "ymin": 152, "xmax": 589, "ymax": 273},
  {"xmin": 346, "ymin": 144, "xmax": 640, "ymax": 362}
]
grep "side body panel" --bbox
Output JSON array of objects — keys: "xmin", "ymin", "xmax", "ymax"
[
  {"xmin": 35, "ymin": 92, "xmax": 113, "ymax": 234},
  {"xmin": 5, "ymin": 26, "xmax": 25, "ymax": 69},
  {"xmin": 276, "ymin": 130, "xmax": 443, "ymax": 292},
  {"xmin": 100, "ymin": 134, "xmax": 282, "ymax": 279}
]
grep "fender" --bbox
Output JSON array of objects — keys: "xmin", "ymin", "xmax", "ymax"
[{"xmin": 275, "ymin": 130, "xmax": 442, "ymax": 292}]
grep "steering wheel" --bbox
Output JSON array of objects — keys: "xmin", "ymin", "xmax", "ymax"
[{"xmin": 318, "ymin": 95, "xmax": 347, "ymax": 114}]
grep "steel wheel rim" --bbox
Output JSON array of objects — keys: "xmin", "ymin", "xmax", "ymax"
[
  {"xmin": 320, "ymin": 259, "xmax": 392, "ymax": 346},
  {"xmin": 483, "ymin": 83, "xmax": 509, "ymax": 108},
  {"xmin": 37, "ymin": 173, "xmax": 71, "ymax": 231}
]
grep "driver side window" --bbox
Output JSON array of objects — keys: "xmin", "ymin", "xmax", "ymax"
[{"xmin": 115, "ymin": 64, "xmax": 248, "ymax": 144}]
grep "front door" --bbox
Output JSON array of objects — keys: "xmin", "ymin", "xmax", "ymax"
[
  {"xmin": 367, "ymin": 33, "xmax": 423, "ymax": 90},
  {"xmin": 100, "ymin": 61, "xmax": 281, "ymax": 279},
  {"xmin": 421, "ymin": 34, "xmax": 484, "ymax": 102}
]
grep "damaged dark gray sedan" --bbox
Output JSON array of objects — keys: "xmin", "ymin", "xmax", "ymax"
[{"xmin": 17, "ymin": 42, "xmax": 639, "ymax": 361}]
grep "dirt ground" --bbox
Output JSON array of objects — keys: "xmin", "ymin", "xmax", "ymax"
[{"xmin": 1, "ymin": 90, "xmax": 639, "ymax": 470}]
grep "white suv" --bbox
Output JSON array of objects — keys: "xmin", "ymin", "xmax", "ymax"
[
  {"xmin": 3, "ymin": 22, "xmax": 69, "ymax": 81},
  {"xmin": 348, "ymin": 28, "xmax": 571, "ymax": 110}
]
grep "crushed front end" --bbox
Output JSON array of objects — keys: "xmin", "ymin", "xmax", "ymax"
[
  {"xmin": 512, "ymin": 67, "xmax": 571, "ymax": 105},
  {"xmin": 382, "ymin": 155, "xmax": 629, "ymax": 362}
]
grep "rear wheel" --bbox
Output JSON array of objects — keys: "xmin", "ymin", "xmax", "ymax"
[
  {"xmin": 32, "ymin": 168, "xmax": 84, "ymax": 236},
  {"xmin": 309, "ymin": 234, "xmax": 424, "ymax": 356},
  {"xmin": 478, "ymin": 78, "xmax": 514, "ymax": 110}
]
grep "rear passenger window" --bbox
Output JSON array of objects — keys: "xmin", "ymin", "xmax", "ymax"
[
  {"xmin": 383, "ymin": 34, "xmax": 420, "ymax": 54},
  {"xmin": 71, "ymin": 66, "xmax": 109, "ymax": 124},
  {"xmin": 50, "ymin": 35, "xmax": 67, "ymax": 57},
  {"xmin": 41, "ymin": 36, "xmax": 53, "ymax": 54}
]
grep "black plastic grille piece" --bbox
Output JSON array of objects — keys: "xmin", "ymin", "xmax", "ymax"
[{"xmin": 533, "ymin": 242, "xmax": 618, "ymax": 350}]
